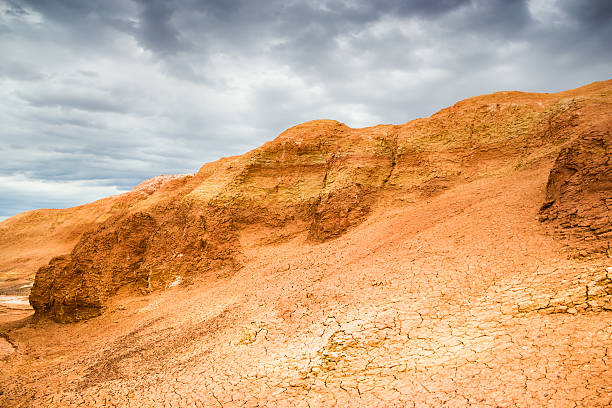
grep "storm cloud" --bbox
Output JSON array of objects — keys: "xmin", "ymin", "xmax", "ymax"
[{"xmin": 1, "ymin": 0, "xmax": 611, "ymax": 219}]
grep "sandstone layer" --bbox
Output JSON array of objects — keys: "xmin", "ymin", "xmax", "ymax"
[
  {"xmin": 0, "ymin": 80, "xmax": 611, "ymax": 407},
  {"xmin": 539, "ymin": 128, "xmax": 611, "ymax": 255},
  {"xmin": 27, "ymin": 80, "xmax": 612, "ymax": 323},
  {"xmin": 0, "ymin": 174, "xmax": 190, "ymax": 293}
]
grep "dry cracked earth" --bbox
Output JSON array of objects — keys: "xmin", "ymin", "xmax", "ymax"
[
  {"xmin": 0, "ymin": 81, "xmax": 611, "ymax": 407},
  {"xmin": 2, "ymin": 167, "xmax": 611, "ymax": 407}
]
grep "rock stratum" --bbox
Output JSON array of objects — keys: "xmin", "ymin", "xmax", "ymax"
[{"xmin": 0, "ymin": 80, "xmax": 611, "ymax": 407}]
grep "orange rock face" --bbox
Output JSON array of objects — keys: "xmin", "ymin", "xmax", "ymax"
[
  {"xmin": 0, "ymin": 174, "xmax": 191, "ymax": 294},
  {"xmin": 1, "ymin": 80, "xmax": 611, "ymax": 407},
  {"xmin": 539, "ymin": 128, "xmax": 611, "ymax": 255},
  {"xmin": 26, "ymin": 81, "xmax": 612, "ymax": 323}
]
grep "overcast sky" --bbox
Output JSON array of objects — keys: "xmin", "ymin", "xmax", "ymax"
[{"xmin": 0, "ymin": 0, "xmax": 610, "ymax": 219}]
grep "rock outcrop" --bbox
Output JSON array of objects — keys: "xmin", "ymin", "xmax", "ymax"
[
  {"xmin": 4, "ymin": 80, "xmax": 612, "ymax": 408},
  {"xmin": 539, "ymin": 127, "xmax": 612, "ymax": 255},
  {"xmin": 0, "ymin": 173, "xmax": 191, "ymax": 294},
  {"xmin": 13, "ymin": 79, "xmax": 612, "ymax": 322}
]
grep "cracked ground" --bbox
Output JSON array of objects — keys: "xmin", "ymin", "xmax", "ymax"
[{"xmin": 1, "ymin": 163, "xmax": 611, "ymax": 407}]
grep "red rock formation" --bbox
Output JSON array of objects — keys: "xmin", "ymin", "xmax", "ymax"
[
  {"xmin": 10, "ymin": 80, "xmax": 612, "ymax": 323},
  {"xmin": 1, "ymin": 80, "xmax": 612, "ymax": 407},
  {"xmin": 0, "ymin": 173, "xmax": 190, "ymax": 293},
  {"xmin": 539, "ymin": 127, "xmax": 612, "ymax": 256}
]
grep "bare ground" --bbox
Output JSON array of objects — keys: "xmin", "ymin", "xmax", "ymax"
[{"xmin": 1, "ymin": 163, "xmax": 610, "ymax": 407}]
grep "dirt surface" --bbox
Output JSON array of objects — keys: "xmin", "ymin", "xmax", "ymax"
[
  {"xmin": 0, "ymin": 174, "xmax": 191, "ymax": 293},
  {"xmin": 0, "ymin": 80, "xmax": 611, "ymax": 407},
  {"xmin": 26, "ymin": 79, "xmax": 612, "ymax": 323},
  {"xmin": 539, "ymin": 128, "xmax": 611, "ymax": 256}
]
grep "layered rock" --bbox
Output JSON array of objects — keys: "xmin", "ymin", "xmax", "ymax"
[
  {"xmin": 0, "ymin": 173, "xmax": 191, "ymax": 293},
  {"xmin": 539, "ymin": 127, "xmax": 612, "ymax": 255},
  {"xmin": 20, "ymin": 79, "xmax": 612, "ymax": 322}
]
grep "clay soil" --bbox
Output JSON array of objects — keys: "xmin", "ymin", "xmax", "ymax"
[{"xmin": 0, "ymin": 81, "xmax": 611, "ymax": 407}]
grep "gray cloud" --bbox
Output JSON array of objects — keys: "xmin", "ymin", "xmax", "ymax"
[
  {"xmin": 19, "ymin": 91, "xmax": 127, "ymax": 113},
  {"xmin": 2, "ymin": 0, "xmax": 27, "ymax": 16},
  {"xmin": 0, "ymin": 0, "xmax": 611, "ymax": 219},
  {"xmin": 133, "ymin": 0, "xmax": 191, "ymax": 55},
  {"xmin": 0, "ymin": 60, "xmax": 45, "ymax": 81}
]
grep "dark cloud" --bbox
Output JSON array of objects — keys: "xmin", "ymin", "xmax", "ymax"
[
  {"xmin": 446, "ymin": 0, "xmax": 532, "ymax": 36},
  {"xmin": 0, "ymin": 0, "xmax": 611, "ymax": 219},
  {"xmin": 3, "ymin": 0, "xmax": 28, "ymax": 16},
  {"xmin": 133, "ymin": 0, "xmax": 191, "ymax": 55},
  {"xmin": 560, "ymin": 0, "xmax": 612, "ymax": 25}
]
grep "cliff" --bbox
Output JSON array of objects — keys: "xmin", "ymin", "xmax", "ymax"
[
  {"xmin": 0, "ymin": 80, "xmax": 611, "ymax": 407},
  {"xmin": 13, "ymin": 80, "xmax": 610, "ymax": 322}
]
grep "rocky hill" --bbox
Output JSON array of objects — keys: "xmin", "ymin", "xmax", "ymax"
[
  {"xmin": 0, "ymin": 80, "xmax": 610, "ymax": 407},
  {"xmin": 0, "ymin": 174, "xmax": 190, "ymax": 294}
]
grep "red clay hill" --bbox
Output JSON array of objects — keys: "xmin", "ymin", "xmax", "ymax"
[{"xmin": 0, "ymin": 80, "xmax": 610, "ymax": 407}]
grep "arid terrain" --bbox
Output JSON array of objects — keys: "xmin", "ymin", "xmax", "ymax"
[{"xmin": 1, "ymin": 80, "xmax": 610, "ymax": 407}]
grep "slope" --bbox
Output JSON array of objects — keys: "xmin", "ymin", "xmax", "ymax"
[
  {"xmin": 0, "ymin": 79, "xmax": 610, "ymax": 407},
  {"xmin": 0, "ymin": 174, "xmax": 191, "ymax": 294}
]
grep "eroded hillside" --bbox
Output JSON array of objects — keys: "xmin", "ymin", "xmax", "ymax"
[
  {"xmin": 0, "ymin": 174, "xmax": 191, "ymax": 294},
  {"xmin": 0, "ymin": 80, "xmax": 611, "ymax": 407}
]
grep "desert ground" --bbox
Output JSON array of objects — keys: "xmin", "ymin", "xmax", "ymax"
[{"xmin": 1, "ymin": 80, "xmax": 610, "ymax": 407}]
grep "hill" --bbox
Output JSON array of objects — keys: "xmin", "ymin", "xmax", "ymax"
[
  {"xmin": 0, "ymin": 80, "xmax": 610, "ymax": 407},
  {"xmin": 0, "ymin": 174, "xmax": 190, "ymax": 295}
]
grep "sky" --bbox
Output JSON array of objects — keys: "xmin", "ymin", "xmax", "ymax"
[{"xmin": 1, "ymin": 0, "xmax": 611, "ymax": 220}]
